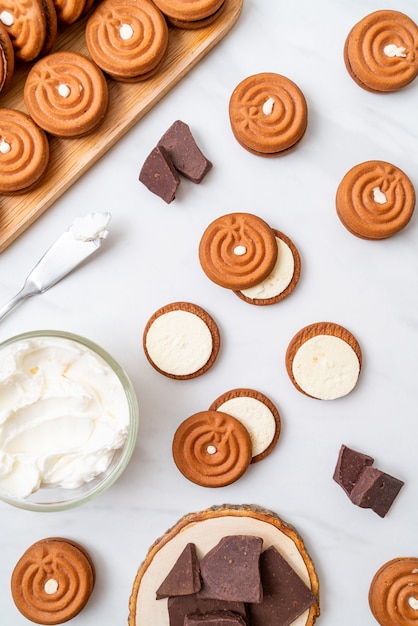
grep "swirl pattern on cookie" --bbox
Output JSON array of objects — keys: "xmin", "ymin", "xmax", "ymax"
[
  {"xmin": 369, "ymin": 558, "xmax": 418, "ymax": 626},
  {"xmin": 345, "ymin": 10, "xmax": 418, "ymax": 92},
  {"xmin": 53, "ymin": 0, "xmax": 86, "ymax": 24},
  {"xmin": 0, "ymin": 109, "xmax": 49, "ymax": 194},
  {"xmin": 86, "ymin": 0, "xmax": 168, "ymax": 80},
  {"xmin": 0, "ymin": 0, "xmax": 47, "ymax": 61},
  {"xmin": 11, "ymin": 538, "xmax": 95, "ymax": 625},
  {"xmin": 336, "ymin": 160, "xmax": 415, "ymax": 239},
  {"xmin": 24, "ymin": 51, "xmax": 108, "ymax": 137},
  {"xmin": 172, "ymin": 410, "xmax": 252, "ymax": 487},
  {"xmin": 199, "ymin": 213, "xmax": 278, "ymax": 289},
  {"xmin": 229, "ymin": 73, "xmax": 308, "ymax": 155}
]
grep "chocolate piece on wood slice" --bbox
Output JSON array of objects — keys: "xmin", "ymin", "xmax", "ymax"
[
  {"xmin": 128, "ymin": 504, "xmax": 320, "ymax": 626},
  {"xmin": 168, "ymin": 594, "xmax": 247, "ymax": 626},
  {"xmin": 156, "ymin": 543, "xmax": 201, "ymax": 599},
  {"xmin": 333, "ymin": 444, "xmax": 374, "ymax": 496},
  {"xmin": 158, "ymin": 120, "xmax": 212, "ymax": 183},
  {"xmin": 199, "ymin": 535, "xmax": 263, "ymax": 603},
  {"xmin": 350, "ymin": 466, "xmax": 404, "ymax": 517},
  {"xmin": 249, "ymin": 546, "xmax": 317, "ymax": 626},
  {"xmin": 139, "ymin": 145, "xmax": 180, "ymax": 203},
  {"xmin": 184, "ymin": 611, "xmax": 247, "ymax": 626}
]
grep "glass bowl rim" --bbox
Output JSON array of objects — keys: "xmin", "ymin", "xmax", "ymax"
[{"xmin": 0, "ymin": 329, "xmax": 139, "ymax": 512}]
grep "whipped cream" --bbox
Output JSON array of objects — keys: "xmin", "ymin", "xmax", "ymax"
[
  {"xmin": 70, "ymin": 212, "xmax": 111, "ymax": 242},
  {"xmin": 0, "ymin": 335, "xmax": 130, "ymax": 499}
]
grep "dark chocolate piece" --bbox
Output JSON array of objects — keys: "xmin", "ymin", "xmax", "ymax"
[
  {"xmin": 350, "ymin": 466, "xmax": 404, "ymax": 517},
  {"xmin": 168, "ymin": 594, "xmax": 247, "ymax": 626},
  {"xmin": 184, "ymin": 611, "xmax": 247, "ymax": 626},
  {"xmin": 156, "ymin": 543, "xmax": 201, "ymax": 599},
  {"xmin": 158, "ymin": 120, "xmax": 212, "ymax": 183},
  {"xmin": 139, "ymin": 145, "xmax": 180, "ymax": 203},
  {"xmin": 199, "ymin": 535, "xmax": 262, "ymax": 603},
  {"xmin": 249, "ymin": 546, "xmax": 317, "ymax": 626},
  {"xmin": 333, "ymin": 444, "xmax": 374, "ymax": 496}
]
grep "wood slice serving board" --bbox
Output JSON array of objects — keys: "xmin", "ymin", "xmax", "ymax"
[{"xmin": 0, "ymin": 0, "xmax": 243, "ymax": 252}]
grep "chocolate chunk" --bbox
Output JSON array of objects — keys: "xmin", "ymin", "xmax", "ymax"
[
  {"xmin": 184, "ymin": 611, "xmax": 247, "ymax": 626},
  {"xmin": 139, "ymin": 145, "xmax": 180, "ymax": 203},
  {"xmin": 156, "ymin": 543, "xmax": 201, "ymax": 599},
  {"xmin": 249, "ymin": 546, "xmax": 317, "ymax": 626},
  {"xmin": 350, "ymin": 466, "xmax": 404, "ymax": 517},
  {"xmin": 168, "ymin": 594, "xmax": 247, "ymax": 626},
  {"xmin": 158, "ymin": 120, "xmax": 212, "ymax": 183},
  {"xmin": 333, "ymin": 444, "xmax": 374, "ymax": 496},
  {"xmin": 199, "ymin": 535, "xmax": 262, "ymax": 603}
]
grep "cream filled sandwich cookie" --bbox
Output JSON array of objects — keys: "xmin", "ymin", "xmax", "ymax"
[
  {"xmin": 86, "ymin": 0, "xmax": 168, "ymax": 82},
  {"xmin": 286, "ymin": 322, "xmax": 362, "ymax": 400},
  {"xmin": 24, "ymin": 51, "xmax": 108, "ymax": 137},
  {"xmin": 0, "ymin": 108, "xmax": 49, "ymax": 194},
  {"xmin": 143, "ymin": 302, "xmax": 220, "ymax": 379},
  {"xmin": 344, "ymin": 10, "xmax": 418, "ymax": 93}
]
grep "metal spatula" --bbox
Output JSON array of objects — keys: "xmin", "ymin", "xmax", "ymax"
[{"xmin": 0, "ymin": 212, "xmax": 111, "ymax": 322}]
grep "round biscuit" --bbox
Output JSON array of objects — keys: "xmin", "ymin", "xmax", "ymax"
[
  {"xmin": 143, "ymin": 302, "xmax": 220, "ymax": 379},
  {"xmin": 229, "ymin": 72, "xmax": 308, "ymax": 156},
  {"xmin": 336, "ymin": 160, "xmax": 415, "ymax": 240},
  {"xmin": 11, "ymin": 537, "xmax": 95, "ymax": 624},
  {"xmin": 199, "ymin": 212, "xmax": 278, "ymax": 290},
  {"xmin": 172, "ymin": 410, "xmax": 252, "ymax": 487}
]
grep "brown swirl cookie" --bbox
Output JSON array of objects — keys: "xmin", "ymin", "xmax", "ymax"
[
  {"xmin": 24, "ymin": 51, "xmax": 108, "ymax": 137},
  {"xmin": 86, "ymin": 0, "xmax": 168, "ymax": 82},
  {"xmin": 52, "ymin": 0, "xmax": 87, "ymax": 24},
  {"xmin": 229, "ymin": 73, "xmax": 308, "ymax": 156},
  {"xmin": 152, "ymin": 0, "xmax": 224, "ymax": 24},
  {"xmin": 344, "ymin": 10, "xmax": 418, "ymax": 92},
  {"xmin": 199, "ymin": 213, "xmax": 278, "ymax": 290},
  {"xmin": 163, "ymin": 1, "xmax": 225, "ymax": 29},
  {"xmin": 11, "ymin": 537, "xmax": 95, "ymax": 624},
  {"xmin": 209, "ymin": 388, "xmax": 281, "ymax": 463},
  {"xmin": 0, "ymin": 108, "xmax": 49, "ymax": 194},
  {"xmin": 336, "ymin": 160, "xmax": 415, "ymax": 239},
  {"xmin": 369, "ymin": 557, "xmax": 418, "ymax": 626},
  {"xmin": 0, "ymin": 0, "xmax": 49, "ymax": 62},
  {"xmin": 286, "ymin": 322, "xmax": 362, "ymax": 401},
  {"xmin": 0, "ymin": 22, "xmax": 14, "ymax": 95},
  {"xmin": 234, "ymin": 229, "xmax": 301, "ymax": 305},
  {"xmin": 143, "ymin": 302, "xmax": 220, "ymax": 379},
  {"xmin": 172, "ymin": 410, "xmax": 252, "ymax": 487}
]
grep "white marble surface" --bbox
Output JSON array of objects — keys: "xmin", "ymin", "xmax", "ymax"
[{"xmin": 1, "ymin": 0, "xmax": 418, "ymax": 624}]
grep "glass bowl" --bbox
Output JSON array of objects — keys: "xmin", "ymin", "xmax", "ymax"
[{"xmin": 0, "ymin": 330, "xmax": 139, "ymax": 512}]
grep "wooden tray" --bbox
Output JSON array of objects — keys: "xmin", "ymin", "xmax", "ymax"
[{"xmin": 0, "ymin": 0, "xmax": 243, "ymax": 252}]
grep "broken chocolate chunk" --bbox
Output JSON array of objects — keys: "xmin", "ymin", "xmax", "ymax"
[
  {"xmin": 350, "ymin": 466, "xmax": 404, "ymax": 517},
  {"xmin": 184, "ymin": 611, "xmax": 247, "ymax": 626},
  {"xmin": 156, "ymin": 543, "xmax": 201, "ymax": 599},
  {"xmin": 168, "ymin": 594, "xmax": 247, "ymax": 626},
  {"xmin": 158, "ymin": 120, "xmax": 213, "ymax": 183},
  {"xmin": 333, "ymin": 444, "xmax": 374, "ymax": 496},
  {"xmin": 139, "ymin": 145, "xmax": 180, "ymax": 203},
  {"xmin": 249, "ymin": 546, "xmax": 317, "ymax": 626},
  {"xmin": 198, "ymin": 535, "xmax": 263, "ymax": 603}
]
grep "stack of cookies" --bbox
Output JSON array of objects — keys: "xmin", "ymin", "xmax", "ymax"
[{"xmin": 199, "ymin": 212, "xmax": 301, "ymax": 306}]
